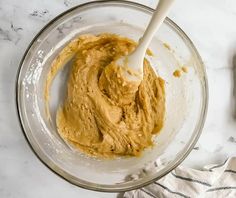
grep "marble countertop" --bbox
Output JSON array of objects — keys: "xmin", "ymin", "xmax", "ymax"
[{"xmin": 0, "ymin": 0, "xmax": 236, "ymax": 197}]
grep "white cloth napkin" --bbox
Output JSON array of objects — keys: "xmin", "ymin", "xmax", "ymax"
[{"xmin": 124, "ymin": 157, "xmax": 236, "ymax": 198}]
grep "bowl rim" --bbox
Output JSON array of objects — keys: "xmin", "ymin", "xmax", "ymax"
[{"xmin": 15, "ymin": 0, "xmax": 208, "ymax": 192}]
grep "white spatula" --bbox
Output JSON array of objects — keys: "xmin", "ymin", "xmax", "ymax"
[{"xmin": 116, "ymin": 0, "xmax": 175, "ymax": 82}]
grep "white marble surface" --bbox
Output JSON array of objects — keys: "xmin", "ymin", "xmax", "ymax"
[{"xmin": 0, "ymin": 0, "xmax": 236, "ymax": 197}]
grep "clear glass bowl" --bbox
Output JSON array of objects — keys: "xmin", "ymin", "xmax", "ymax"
[{"xmin": 16, "ymin": 1, "xmax": 208, "ymax": 192}]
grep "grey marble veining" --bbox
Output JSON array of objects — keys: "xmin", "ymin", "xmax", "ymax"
[{"xmin": 0, "ymin": 0, "xmax": 236, "ymax": 197}]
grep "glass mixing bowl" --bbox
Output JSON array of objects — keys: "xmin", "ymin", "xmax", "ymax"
[{"xmin": 16, "ymin": 0, "xmax": 208, "ymax": 192}]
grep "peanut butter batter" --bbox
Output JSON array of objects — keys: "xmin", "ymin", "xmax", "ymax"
[{"xmin": 45, "ymin": 34, "xmax": 165, "ymax": 158}]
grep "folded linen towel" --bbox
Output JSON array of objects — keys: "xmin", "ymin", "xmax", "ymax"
[{"xmin": 124, "ymin": 157, "xmax": 236, "ymax": 198}]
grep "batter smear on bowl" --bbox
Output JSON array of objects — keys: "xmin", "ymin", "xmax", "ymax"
[{"xmin": 45, "ymin": 34, "xmax": 165, "ymax": 158}]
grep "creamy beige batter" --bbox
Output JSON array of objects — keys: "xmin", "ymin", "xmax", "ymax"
[{"xmin": 45, "ymin": 34, "xmax": 165, "ymax": 158}]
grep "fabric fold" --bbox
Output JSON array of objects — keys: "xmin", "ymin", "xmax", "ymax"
[{"xmin": 124, "ymin": 157, "xmax": 236, "ymax": 198}]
